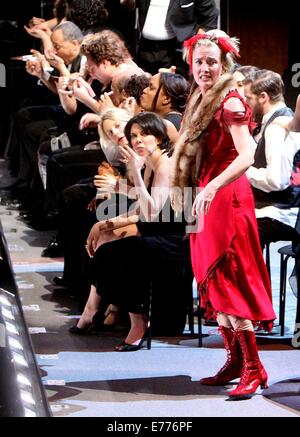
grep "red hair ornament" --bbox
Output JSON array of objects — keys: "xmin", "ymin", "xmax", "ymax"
[{"xmin": 183, "ymin": 34, "xmax": 240, "ymax": 71}]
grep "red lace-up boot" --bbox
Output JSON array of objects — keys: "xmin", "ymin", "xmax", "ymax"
[
  {"xmin": 200, "ymin": 326, "xmax": 242, "ymax": 385},
  {"xmin": 229, "ymin": 330, "xmax": 268, "ymax": 397}
]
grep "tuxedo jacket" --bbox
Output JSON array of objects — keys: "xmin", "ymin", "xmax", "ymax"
[{"xmin": 137, "ymin": 0, "xmax": 219, "ymax": 43}]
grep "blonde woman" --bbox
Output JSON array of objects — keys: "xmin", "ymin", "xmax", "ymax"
[{"xmin": 172, "ymin": 31, "xmax": 276, "ymax": 398}]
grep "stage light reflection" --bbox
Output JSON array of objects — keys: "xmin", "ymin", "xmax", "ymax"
[
  {"xmin": 12, "ymin": 352, "xmax": 28, "ymax": 367},
  {"xmin": 8, "ymin": 337, "xmax": 23, "ymax": 351},
  {"xmin": 2, "ymin": 308, "xmax": 15, "ymax": 320},
  {"xmin": 20, "ymin": 390, "xmax": 36, "ymax": 405},
  {"xmin": 17, "ymin": 373, "xmax": 31, "ymax": 387},
  {"xmin": 5, "ymin": 321, "xmax": 19, "ymax": 335},
  {"xmin": 0, "ymin": 287, "xmax": 51, "ymax": 416}
]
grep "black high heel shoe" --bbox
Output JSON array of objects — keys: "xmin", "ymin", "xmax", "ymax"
[
  {"xmin": 115, "ymin": 328, "xmax": 149, "ymax": 352},
  {"xmin": 68, "ymin": 310, "xmax": 105, "ymax": 335}
]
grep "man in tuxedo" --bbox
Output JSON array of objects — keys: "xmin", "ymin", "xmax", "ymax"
[{"xmin": 124, "ymin": 0, "xmax": 219, "ymax": 75}]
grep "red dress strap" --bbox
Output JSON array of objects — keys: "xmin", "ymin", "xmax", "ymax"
[{"xmin": 215, "ymin": 90, "xmax": 257, "ymax": 133}]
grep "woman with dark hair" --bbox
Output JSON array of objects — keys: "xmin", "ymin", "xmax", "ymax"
[
  {"xmin": 140, "ymin": 72, "xmax": 188, "ymax": 131},
  {"xmin": 70, "ymin": 112, "xmax": 190, "ymax": 349},
  {"xmin": 121, "ymin": 74, "xmax": 151, "ymax": 109}
]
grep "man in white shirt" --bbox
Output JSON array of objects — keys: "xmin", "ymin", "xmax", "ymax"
[
  {"xmin": 243, "ymin": 69, "xmax": 300, "ymax": 249},
  {"xmin": 131, "ymin": 0, "xmax": 219, "ymax": 76}
]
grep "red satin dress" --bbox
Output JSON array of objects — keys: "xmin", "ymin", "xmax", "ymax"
[{"xmin": 190, "ymin": 91, "xmax": 276, "ymax": 331}]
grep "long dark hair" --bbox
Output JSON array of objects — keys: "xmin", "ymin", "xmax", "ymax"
[
  {"xmin": 124, "ymin": 112, "xmax": 170, "ymax": 151},
  {"xmin": 151, "ymin": 73, "xmax": 188, "ymax": 113}
]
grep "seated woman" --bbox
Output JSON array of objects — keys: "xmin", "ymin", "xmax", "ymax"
[
  {"xmin": 46, "ymin": 108, "xmax": 133, "ymax": 299},
  {"xmin": 70, "ymin": 112, "xmax": 190, "ymax": 349},
  {"xmin": 140, "ymin": 71, "xmax": 189, "ymax": 132}
]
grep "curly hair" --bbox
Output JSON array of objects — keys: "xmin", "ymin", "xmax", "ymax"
[
  {"xmin": 66, "ymin": 0, "xmax": 108, "ymax": 32},
  {"xmin": 123, "ymin": 74, "xmax": 151, "ymax": 105},
  {"xmin": 81, "ymin": 29, "xmax": 130, "ymax": 66}
]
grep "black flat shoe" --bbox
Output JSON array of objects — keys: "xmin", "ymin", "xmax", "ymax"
[
  {"xmin": 68, "ymin": 310, "xmax": 106, "ymax": 335},
  {"xmin": 69, "ymin": 325, "xmax": 91, "ymax": 335},
  {"xmin": 115, "ymin": 329, "xmax": 149, "ymax": 352},
  {"xmin": 42, "ymin": 239, "xmax": 64, "ymax": 257},
  {"xmin": 68, "ymin": 322, "xmax": 100, "ymax": 335},
  {"xmin": 52, "ymin": 276, "xmax": 67, "ymax": 287}
]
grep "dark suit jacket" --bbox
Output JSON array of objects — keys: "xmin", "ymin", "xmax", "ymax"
[{"xmin": 137, "ymin": 0, "xmax": 219, "ymax": 43}]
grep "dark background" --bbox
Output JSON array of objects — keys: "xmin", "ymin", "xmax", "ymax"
[{"xmin": 0, "ymin": 0, "xmax": 137, "ymax": 157}]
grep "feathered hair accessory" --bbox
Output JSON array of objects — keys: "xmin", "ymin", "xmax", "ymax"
[{"xmin": 183, "ymin": 33, "xmax": 240, "ymax": 71}]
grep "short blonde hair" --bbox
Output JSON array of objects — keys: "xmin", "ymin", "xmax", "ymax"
[{"xmin": 98, "ymin": 108, "xmax": 132, "ymax": 144}]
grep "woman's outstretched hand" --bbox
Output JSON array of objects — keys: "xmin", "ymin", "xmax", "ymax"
[{"xmin": 192, "ymin": 183, "xmax": 217, "ymax": 216}]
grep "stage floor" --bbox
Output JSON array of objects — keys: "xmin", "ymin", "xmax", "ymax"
[{"xmin": 1, "ymin": 158, "xmax": 299, "ymax": 418}]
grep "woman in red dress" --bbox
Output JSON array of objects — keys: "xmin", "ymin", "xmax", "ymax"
[{"xmin": 172, "ymin": 31, "xmax": 276, "ymax": 398}]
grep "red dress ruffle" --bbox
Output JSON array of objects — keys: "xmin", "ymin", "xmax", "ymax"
[{"xmin": 190, "ymin": 90, "xmax": 276, "ymax": 332}]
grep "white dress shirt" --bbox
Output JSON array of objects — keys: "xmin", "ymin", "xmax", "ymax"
[
  {"xmin": 142, "ymin": 0, "xmax": 175, "ymax": 40},
  {"xmin": 246, "ymin": 104, "xmax": 300, "ymax": 228}
]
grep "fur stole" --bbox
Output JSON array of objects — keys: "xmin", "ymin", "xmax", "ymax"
[{"xmin": 171, "ymin": 73, "xmax": 235, "ymax": 212}]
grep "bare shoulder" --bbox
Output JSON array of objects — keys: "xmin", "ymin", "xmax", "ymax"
[{"xmin": 223, "ymin": 96, "xmax": 245, "ymax": 112}]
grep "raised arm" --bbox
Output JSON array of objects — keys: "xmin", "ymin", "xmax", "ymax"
[{"xmin": 120, "ymin": 144, "xmax": 170, "ymax": 221}]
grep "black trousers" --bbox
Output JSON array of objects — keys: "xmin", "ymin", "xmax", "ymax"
[
  {"xmin": 59, "ymin": 181, "xmax": 98, "ymax": 309},
  {"xmin": 93, "ymin": 234, "xmax": 192, "ymax": 335},
  {"xmin": 257, "ymin": 217, "xmax": 299, "ymax": 250},
  {"xmin": 12, "ymin": 105, "xmax": 60, "ymax": 183},
  {"xmin": 44, "ymin": 146, "xmax": 104, "ymax": 213},
  {"xmin": 58, "ymin": 182, "xmax": 132, "ymax": 310},
  {"xmin": 137, "ymin": 37, "xmax": 189, "ymax": 77}
]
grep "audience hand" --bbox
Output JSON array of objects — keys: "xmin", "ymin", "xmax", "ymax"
[
  {"xmin": 79, "ymin": 113, "xmax": 101, "ymax": 130},
  {"xmin": 86, "ymin": 221, "xmax": 114, "ymax": 257},
  {"xmin": 119, "ymin": 96, "xmax": 136, "ymax": 115},
  {"xmin": 158, "ymin": 66, "xmax": 176, "ymax": 74},
  {"xmin": 24, "ymin": 24, "xmax": 52, "ymax": 39},
  {"xmin": 87, "ymin": 197, "xmax": 97, "ymax": 212},
  {"xmin": 28, "ymin": 17, "xmax": 46, "ymax": 28},
  {"xmin": 119, "ymin": 144, "xmax": 145, "ymax": 172},
  {"xmin": 75, "ymin": 77, "xmax": 95, "ymax": 96},
  {"xmin": 98, "ymin": 92, "xmax": 115, "ymax": 112},
  {"xmin": 56, "ymin": 76, "xmax": 73, "ymax": 94},
  {"xmin": 44, "ymin": 48, "xmax": 66, "ymax": 73},
  {"xmin": 25, "ymin": 57, "xmax": 43, "ymax": 79},
  {"xmin": 94, "ymin": 174, "xmax": 118, "ymax": 193}
]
